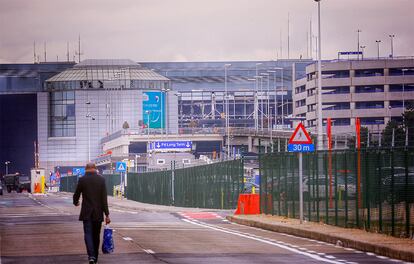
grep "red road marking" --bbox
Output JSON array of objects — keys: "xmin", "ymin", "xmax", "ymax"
[{"xmin": 180, "ymin": 212, "xmax": 222, "ymax": 220}]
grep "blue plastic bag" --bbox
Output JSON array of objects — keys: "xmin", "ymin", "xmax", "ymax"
[{"xmin": 102, "ymin": 225, "xmax": 114, "ymax": 254}]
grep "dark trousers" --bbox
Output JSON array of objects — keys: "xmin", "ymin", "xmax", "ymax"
[{"xmin": 83, "ymin": 220, "xmax": 102, "ymax": 261}]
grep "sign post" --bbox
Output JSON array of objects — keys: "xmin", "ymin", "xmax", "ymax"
[{"xmin": 288, "ymin": 123, "xmax": 314, "ymax": 224}]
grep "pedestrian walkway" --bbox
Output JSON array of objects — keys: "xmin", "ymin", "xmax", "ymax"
[{"xmin": 227, "ymin": 214, "xmax": 414, "ymax": 263}]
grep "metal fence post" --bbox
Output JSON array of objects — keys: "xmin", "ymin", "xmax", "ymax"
[{"xmin": 404, "ymin": 148, "xmax": 410, "ymax": 237}]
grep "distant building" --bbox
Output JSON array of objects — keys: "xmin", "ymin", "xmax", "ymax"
[
  {"xmin": 1, "ymin": 58, "xmax": 312, "ymax": 174},
  {"xmin": 293, "ymin": 58, "xmax": 414, "ymax": 134}
]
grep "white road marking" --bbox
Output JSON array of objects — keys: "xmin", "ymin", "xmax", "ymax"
[{"xmin": 182, "ymin": 219, "xmax": 347, "ymax": 264}]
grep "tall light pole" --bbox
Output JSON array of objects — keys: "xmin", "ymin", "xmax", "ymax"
[
  {"xmin": 360, "ymin": 45, "xmax": 366, "ymax": 60},
  {"xmin": 5, "ymin": 161, "xmax": 10, "ymax": 175},
  {"xmin": 389, "ymin": 34, "xmax": 395, "ymax": 58},
  {"xmin": 86, "ymin": 101, "xmax": 92, "ymax": 162},
  {"xmin": 260, "ymin": 72, "xmax": 270, "ymax": 131},
  {"xmin": 357, "ymin": 29, "xmax": 362, "ymax": 60},
  {"xmin": 255, "ymin": 63, "xmax": 262, "ymax": 132},
  {"xmin": 375, "ymin": 40, "xmax": 381, "ymax": 59},
  {"xmin": 315, "ymin": 0, "xmax": 323, "ymax": 150},
  {"xmin": 145, "ymin": 110, "xmax": 151, "ymax": 152},
  {"xmin": 224, "ymin": 64, "xmax": 231, "ymax": 157},
  {"xmin": 247, "ymin": 78, "xmax": 258, "ymax": 133}
]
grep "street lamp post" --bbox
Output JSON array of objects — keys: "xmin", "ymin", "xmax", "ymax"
[
  {"xmin": 224, "ymin": 64, "xmax": 232, "ymax": 157},
  {"xmin": 86, "ymin": 101, "xmax": 92, "ymax": 162},
  {"xmin": 5, "ymin": 161, "xmax": 10, "ymax": 175},
  {"xmin": 357, "ymin": 29, "xmax": 362, "ymax": 60},
  {"xmin": 389, "ymin": 34, "xmax": 395, "ymax": 58},
  {"xmin": 260, "ymin": 72, "xmax": 270, "ymax": 131},
  {"xmin": 255, "ymin": 63, "xmax": 262, "ymax": 132},
  {"xmin": 360, "ymin": 45, "xmax": 366, "ymax": 60},
  {"xmin": 145, "ymin": 110, "xmax": 151, "ymax": 152},
  {"xmin": 402, "ymin": 68, "xmax": 408, "ymax": 110},
  {"xmin": 375, "ymin": 40, "xmax": 381, "ymax": 59},
  {"xmin": 315, "ymin": 0, "xmax": 323, "ymax": 150}
]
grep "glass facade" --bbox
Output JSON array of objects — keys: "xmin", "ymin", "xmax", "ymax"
[
  {"xmin": 49, "ymin": 91, "xmax": 75, "ymax": 137},
  {"xmin": 143, "ymin": 60, "xmax": 311, "ymax": 128}
]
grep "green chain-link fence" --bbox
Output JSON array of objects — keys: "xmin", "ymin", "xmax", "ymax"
[
  {"xmin": 260, "ymin": 147, "xmax": 414, "ymax": 238},
  {"xmin": 126, "ymin": 159, "xmax": 244, "ymax": 209},
  {"xmin": 127, "ymin": 170, "xmax": 172, "ymax": 206},
  {"xmin": 59, "ymin": 176, "xmax": 78, "ymax": 192},
  {"xmin": 59, "ymin": 174, "xmax": 120, "ymax": 196},
  {"xmin": 59, "ymin": 159, "xmax": 244, "ymax": 209}
]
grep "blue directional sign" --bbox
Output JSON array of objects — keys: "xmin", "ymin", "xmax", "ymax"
[
  {"xmin": 115, "ymin": 161, "xmax": 127, "ymax": 172},
  {"xmin": 288, "ymin": 144, "xmax": 315, "ymax": 152},
  {"xmin": 152, "ymin": 141, "xmax": 192, "ymax": 150},
  {"xmin": 72, "ymin": 167, "xmax": 85, "ymax": 176}
]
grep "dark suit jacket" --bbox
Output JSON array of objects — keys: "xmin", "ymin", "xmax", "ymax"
[{"xmin": 73, "ymin": 172, "xmax": 109, "ymax": 222}]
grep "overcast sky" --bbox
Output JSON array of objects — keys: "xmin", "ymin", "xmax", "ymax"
[{"xmin": 0, "ymin": 0, "xmax": 413, "ymax": 63}]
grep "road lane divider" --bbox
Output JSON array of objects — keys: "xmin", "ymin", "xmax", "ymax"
[{"xmin": 182, "ymin": 218, "xmax": 350, "ymax": 264}]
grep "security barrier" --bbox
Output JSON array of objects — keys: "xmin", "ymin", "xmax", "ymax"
[
  {"xmin": 260, "ymin": 147, "xmax": 414, "ymax": 238},
  {"xmin": 235, "ymin": 194, "xmax": 260, "ymax": 215}
]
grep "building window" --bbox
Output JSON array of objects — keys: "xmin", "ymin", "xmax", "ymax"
[
  {"xmin": 182, "ymin": 159, "xmax": 191, "ymax": 164},
  {"xmin": 322, "ymin": 86, "xmax": 350, "ymax": 94},
  {"xmin": 307, "ymin": 104, "xmax": 316, "ymax": 112},
  {"xmin": 308, "ymin": 119, "xmax": 316, "ymax": 127},
  {"xmin": 390, "ymin": 100, "xmax": 414, "ymax": 108},
  {"xmin": 307, "ymin": 88, "xmax": 316, "ymax": 96},
  {"xmin": 389, "ymin": 68, "xmax": 414, "ymax": 76},
  {"xmin": 389, "ymin": 84, "xmax": 414, "ymax": 92},
  {"xmin": 355, "ymin": 85, "xmax": 384, "ymax": 93},
  {"xmin": 322, "ymin": 70, "xmax": 350, "ymax": 78},
  {"xmin": 360, "ymin": 117, "xmax": 384, "ymax": 125},
  {"xmin": 295, "ymin": 99, "xmax": 306, "ymax": 107},
  {"xmin": 295, "ymin": 85, "xmax": 305, "ymax": 94},
  {"xmin": 322, "ymin": 102, "xmax": 350, "ymax": 110},
  {"xmin": 49, "ymin": 91, "xmax": 75, "ymax": 137},
  {"xmin": 355, "ymin": 101, "xmax": 384, "ymax": 109},
  {"xmin": 323, "ymin": 118, "xmax": 350, "ymax": 126},
  {"xmin": 355, "ymin": 69, "xmax": 384, "ymax": 77}
]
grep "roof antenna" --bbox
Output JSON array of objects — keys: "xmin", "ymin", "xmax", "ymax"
[
  {"xmin": 75, "ymin": 35, "xmax": 83, "ymax": 63},
  {"xmin": 33, "ymin": 41, "xmax": 37, "ymax": 63},
  {"xmin": 44, "ymin": 42, "xmax": 47, "ymax": 62},
  {"xmin": 66, "ymin": 42, "xmax": 70, "ymax": 62}
]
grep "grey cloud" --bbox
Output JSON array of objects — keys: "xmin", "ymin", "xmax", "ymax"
[{"xmin": 0, "ymin": 0, "xmax": 413, "ymax": 63}]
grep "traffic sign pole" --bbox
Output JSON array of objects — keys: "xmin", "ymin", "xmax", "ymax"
[
  {"xmin": 299, "ymin": 152, "xmax": 303, "ymax": 224},
  {"xmin": 288, "ymin": 122, "xmax": 314, "ymax": 225}
]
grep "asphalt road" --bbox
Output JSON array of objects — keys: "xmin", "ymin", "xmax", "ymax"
[{"xmin": 0, "ymin": 192, "xmax": 410, "ymax": 264}]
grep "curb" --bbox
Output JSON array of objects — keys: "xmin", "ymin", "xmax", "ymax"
[{"xmin": 227, "ymin": 215, "xmax": 414, "ymax": 263}]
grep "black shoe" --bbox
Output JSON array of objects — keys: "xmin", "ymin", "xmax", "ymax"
[{"xmin": 88, "ymin": 257, "xmax": 96, "ymax": 264}]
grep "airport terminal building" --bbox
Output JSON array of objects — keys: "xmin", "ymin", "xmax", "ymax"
[{"xmin": 0, "ymin": 58, "xmax": 311, "ymax": 175}]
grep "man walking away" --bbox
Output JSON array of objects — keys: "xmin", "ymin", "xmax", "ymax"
[{"xmin": 73, "ymin": 163, "xmax": 111, "ymax": 264}]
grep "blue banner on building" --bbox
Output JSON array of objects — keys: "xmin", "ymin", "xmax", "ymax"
[{"xmin": 143, "ymin": 91, "xmax": 165, "ymax": 129}]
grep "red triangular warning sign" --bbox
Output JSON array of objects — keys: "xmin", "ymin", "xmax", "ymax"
[{"xmin": 289, "ymin": 123, "xmax": 312, "ymax": 144}]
